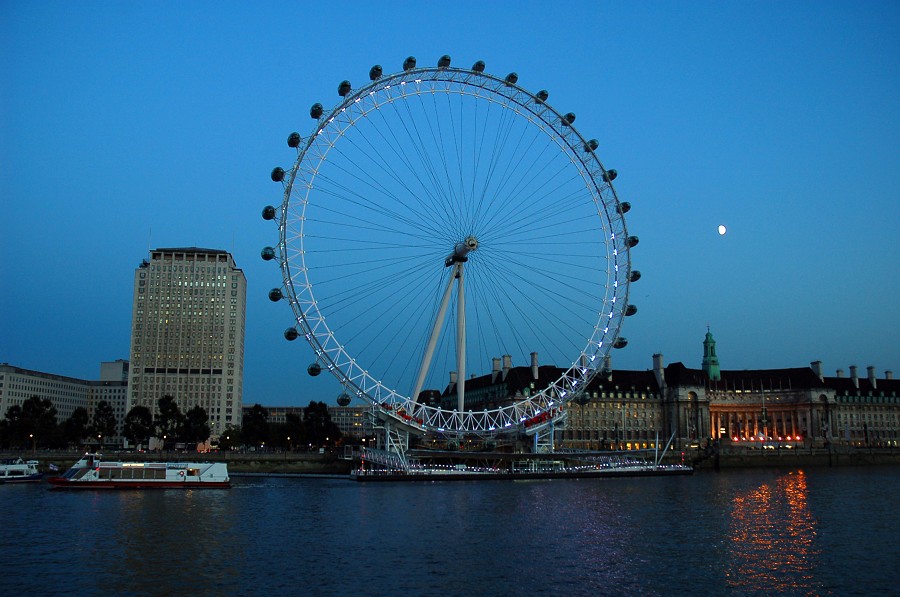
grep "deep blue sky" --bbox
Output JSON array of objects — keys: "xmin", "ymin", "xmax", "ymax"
[{"xmin": 2, "ymin": 2, "xmax": 897, "ymax": 406}]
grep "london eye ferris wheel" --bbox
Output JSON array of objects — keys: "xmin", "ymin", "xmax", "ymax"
[{"xmin": 262, "ymin": 55, "xmax": 638, "ymax": 438}]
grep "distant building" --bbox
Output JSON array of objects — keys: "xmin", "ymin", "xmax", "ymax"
[
  {"xmin": 257, "ymin": 406, "xmax": 305, "ymax": 426},
  {"xmin": 560, "ymin": 336, "xmax": 900, "ymax": 450},
  {"xmin": 0, "ymin": 363, "xmax": 90, "ymax": 423},
  {"xmin": 424, "ymin": 333, "xmax": 900, "ymax": 451},
  {"xmin": 126, "ymin": 247, "xmax": 246, "ymax": 437},
  {"xmin": 89, "ymin": 359, "xmax": 129, "ymax": 442},
  {"xmin": 0, "ymin": 361, "xmax": 129, "ymax": 444},
  {"xmin": 329, "ymin": 405, "xmax": 373, "ymax": 440},
  {"xmin": 244, "ymin": 404, "xmax": 375, "ymax": 441},
  {"xmin": 562, "ymin": 365, "xmax": 664, "ymax": 450}
]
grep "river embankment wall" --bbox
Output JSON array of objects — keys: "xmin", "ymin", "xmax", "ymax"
[{"xmin": 7, "ymin": 449, "xmax": 900, "ymax": 475}]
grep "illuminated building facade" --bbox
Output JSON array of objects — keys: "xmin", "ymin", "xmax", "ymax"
[
  {"xmin": 561, "ymin": 345, "xmax": 900, "ymax": 450},
  {"xmin": 127, "ymin": 248, "xmax": 246, "ymax": 437}
]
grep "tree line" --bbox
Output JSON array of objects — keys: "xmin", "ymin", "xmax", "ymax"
[
  {"xmin": 0, "ymin": 395, "xmax": 343, "ymax": 451},
  {"xmin": 0, "ymin": 395, "xmax": 210, "ymax": 450},
  {"xmin": 221, "ymin": 402, "xmax": 343, "ymax": 451}
]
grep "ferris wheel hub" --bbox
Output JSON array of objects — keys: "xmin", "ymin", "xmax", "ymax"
[{"xmin": 445, "ymin": 236, "xmax": 478, "ymax": 267}]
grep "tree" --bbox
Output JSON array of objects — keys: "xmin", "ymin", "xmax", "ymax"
[
  {"xmin": 64, "ymin": 407, "xmax": 91, "ymax": 447},
  {"xmin": 2, "ymin": 404, "xmax": 24, "ymax": 448},
  {"xmin": 91, "ymin": 400, "xmax": 117, "ymax": 444},
  {"xmin": 155, "ymin": 395, "xmax": 183, "ymax": 448},
  {"xmin": 123, "ymin": 406, "xmax": 153, "ymax": 449},
  {"xmin": 218, "ymin": 425, "xmax": 239, "ymax": 451},
  {"xmin": 20, "ymin": 396, "xmax": 59, "ymax": 449},
  {"xmin": 284, "ymin": 412, "xmax": 305, "ymax": 450},
  {"xmin": 241, "ymin": 404, "xmax": 269, "ymax": 447},
  {"xmin": 303, "ymin": 401, "xmax": 341, "ymax": 447},
  {"xmin": 181, "ymin": 405, "xmax": 211, "ymax": 446},
  {"xmin": 269, "ymin": 413, "xmax": 305, "ymax": 450}
]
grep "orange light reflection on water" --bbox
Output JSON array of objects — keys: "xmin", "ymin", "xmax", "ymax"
[{"xmin": 725, "ymin": 470, "xmax": 821, "ymax": 593}]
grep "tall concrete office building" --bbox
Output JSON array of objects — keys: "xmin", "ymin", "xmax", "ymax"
[{"xmin": 127, "ymin": 247, "xmax": 246, "ymax": 437}]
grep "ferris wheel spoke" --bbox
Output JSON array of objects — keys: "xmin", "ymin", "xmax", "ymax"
[
  {"xmin": 452, "ymin": 91, "xmax": 470, "ymax": 225},
  {"xmin": 426, "ymin": 92, "xmax": 461, "ymax": 217},
  {"xmin": 342, "ymin": 266, "xmax": 436, "ymax": 355},
  {"xmin": 390, "ymin": 96, "xmax": 461, "ymax": 227},
  {"xmin": 332, "ymin": 106, "xmax": 453, "ymax": 242},
  {"xmin": 471, "ymin": 266, "xmax": 584, "ymax": 365},
  {"xmin": 474, "ymin": 105, "xmax": 523, "ymax": 217},
  {"xmin": 496, "ymin": 257, "xmax": 601, "ymax": 322},
  {"xmin": 471, "ymin": 117, "xmax": 552, "ymax": 231},
  {"xmin": 480, "ymin": 250, "xmax": 596, "ymax": 330},
  {"xmin": 312, "ymin": 166, "xmax": 448, "ymax": 241},
  {"xmin": 478, "ymin": 161, "xmax": 585, "ymax": 240}
]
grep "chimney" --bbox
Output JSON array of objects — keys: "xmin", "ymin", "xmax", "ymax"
[
  {"xmin": 810, "ymin": 360, "xmax": 823, "ymax": 381},
  {"xmin": 867, "ymin": 366, "xmax": 877, "ymax": 389},
  {"xmin": 886, "ymin": 370, "xmax": 894, "ymax": 380},
  {"xmin": 491, "ymin": 358, "xmax": 501, "ymax": 383},
  {"xmin": 836, "ymin": 369, "xmax": 844, "ymax": 378},
  {"xmin": 449, "ymin": 370, "xmax": 457, "ymax": 392},
  {"xmin": 849, "ymin": 365, "xmax": 858, "ymax": 389},
  {"xmin": 598, "ymin": 355, "xmax": 612, "ymax": 381},
  {"xmin": 652, "ymin": 353, "xmax": 665, "ymax": 390},
  {"xmin": 531, "ymin": 352, "xmax": 539, "ymax": 380},
  {"xmin": 502, "ymin": 354, "xmax": 512, "ymax": 381}
]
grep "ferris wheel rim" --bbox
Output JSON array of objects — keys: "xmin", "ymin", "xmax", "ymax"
[{"xmin": 271, "ymin": 59, "xmax": 632, "ymax": 436}]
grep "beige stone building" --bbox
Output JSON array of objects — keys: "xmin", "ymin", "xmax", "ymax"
[
  {"xmin": 430, "ymin": 333, "xmax": 899, "ymax": 451},
  {"xmin": 561, "ymin": 333, "xmax": 899, "ymax": 451},
  {"xmin": 127, "ymin": 247, "xmax": 246, "ymax": 437}
]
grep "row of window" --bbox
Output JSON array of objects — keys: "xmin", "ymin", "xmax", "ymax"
[
  {"xmin": 836, "ymin": 394, "xmax": 898, "ymax": 403},
  {"xmin": 140, "ymin": 279, "xmax": 240, "ymax": 287},
  {"xmin": 837, "ymin": 413, "xmax": 896, "ymax": 423},
  {"xmin": 140, "ymin": 265, "xmax": 238, "ymax": 275}
]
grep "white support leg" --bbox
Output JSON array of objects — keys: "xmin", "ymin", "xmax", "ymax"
[
  {"xmin": 411, "ymin": 265, "xmax": 459, "ymax": 406},
  {"xmin": 456, "ymin": 263, "xmax": 466, "ymax": 414}
]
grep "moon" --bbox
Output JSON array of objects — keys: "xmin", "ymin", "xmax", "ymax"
[{"xmin": 717, "ymin": 225, "xmax": 727, "ymax": 236}]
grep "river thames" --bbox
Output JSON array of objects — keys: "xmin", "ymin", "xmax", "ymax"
[{"xmin": 1, "ymin": 466, "xmax": 897, "ymax": 596}]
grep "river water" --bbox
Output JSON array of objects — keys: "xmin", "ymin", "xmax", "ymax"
[{"xmin": 1, "ymin": 466, "xmax": 897, "ymax": 596}]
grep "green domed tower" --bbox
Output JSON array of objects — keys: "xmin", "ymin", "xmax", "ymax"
[{"xmin": 702, "ymin": 328, "xmax": 721, "ymax": 381}]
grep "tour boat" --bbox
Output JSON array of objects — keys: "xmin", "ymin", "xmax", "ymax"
[
  {"xmin": 0, "ymin": 458, "xmax": 43, "ymax": 483},
  {"xmin": 47, "ymin": 453, "xmax": 230, "ymax": 489}
]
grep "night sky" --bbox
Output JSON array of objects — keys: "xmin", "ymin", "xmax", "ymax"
[{"xmin": 2, "ymin": 1, "xmax": 897, "ymax": 406}]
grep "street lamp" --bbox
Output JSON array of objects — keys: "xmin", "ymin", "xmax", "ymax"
[{"xmin": 29, "ymin": 433, "xmax": 34, "ymax": 454}]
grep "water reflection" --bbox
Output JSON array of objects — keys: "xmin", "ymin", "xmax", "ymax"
[
  {"xmin": 4, "ymin": 469, "xmax": 897, "ymax": 596},
  {"xmin": 726, "ymin": 470, "xmax": 822, "ymax": 594},
  {"xmin": 93, "ymin": 490, "xmax": 238, "ymax": 595}
]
